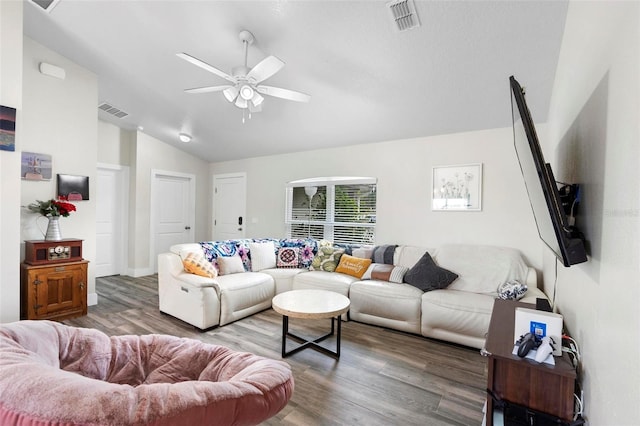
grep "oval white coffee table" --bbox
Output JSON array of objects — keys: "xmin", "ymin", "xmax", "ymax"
[{"xmin": 272, "ymin": 289, "xmax": 350, "ymax": 359}]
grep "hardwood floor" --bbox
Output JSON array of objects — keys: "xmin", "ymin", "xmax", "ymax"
[{"xmin": 64, "ymin": 275, "xmax": 488, "ymax": 425}]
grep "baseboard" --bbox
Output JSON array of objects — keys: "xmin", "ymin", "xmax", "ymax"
[
  {"xmin": 88, "ymin": 292, "xmax": 98, "ymax": 306},
  {"xmin": 127, "ymin": 267, "xmax": 154, "ymax": 278}
]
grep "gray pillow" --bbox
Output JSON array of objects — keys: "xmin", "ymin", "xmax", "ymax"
[{"xmin": 403, "ymin": 252, "xmax": 458, "ymax": 292}]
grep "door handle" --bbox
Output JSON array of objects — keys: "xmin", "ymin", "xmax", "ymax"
[
  {"xmin": 185, "ymin": 226, "xmax": 191, "ymax": 230},
  {"xmin": 238, "ymin": 217, "xmax": 243, "ymax": 225}
]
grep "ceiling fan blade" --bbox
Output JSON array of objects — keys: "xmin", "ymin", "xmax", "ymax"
[
  {"xmin": 256, "ymin": 85, "xmax": 311, "ymax": 103},
  {"xmin": 247, "ymin": 55, "xmax": 285, "ymax": 84},
  {"xmin": 184, "ymin": 85, "xmax": 232, "ymax": 94},
  {"xmin": 176, "ymin": 52, "xmax": 236, "ymax": 84}
]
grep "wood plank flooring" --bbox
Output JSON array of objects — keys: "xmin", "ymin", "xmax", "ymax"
[{"xmin": 63, "ymin": 275, "xmax": 488, "ymax": 425}]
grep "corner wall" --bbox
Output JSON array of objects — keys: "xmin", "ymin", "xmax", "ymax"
[
  {"xmin": 0, "ymin": 0, "xmax": 23, "ymax": 322},
  {"xmin": 211, "ymin": 126, "xmax": 544, "ymax": 269},
  {"xmin": 20, "ymin": 37, "xmax": 98, "ymax": 301},
  {"xmin": 544, "ymin": 2, "xmax": 639, "ymax": 423}
]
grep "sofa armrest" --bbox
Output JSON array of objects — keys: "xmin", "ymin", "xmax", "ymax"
[{"xmin": 525, "ymin": 267, "xmax": 537, "ymax": 289}]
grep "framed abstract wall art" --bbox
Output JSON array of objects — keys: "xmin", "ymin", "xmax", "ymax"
[{"xmin": 432, "ymin": 163, "xmax": 483, "ymax": 211}]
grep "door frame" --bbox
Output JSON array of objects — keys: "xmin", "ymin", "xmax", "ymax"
[
  {"xmin": 149, "ymin": 169, "xmax": 196, "ymax": 273},
  {"xmin": 96, "ymin": 163, "xmax": 129, "ymax": 278},
  {"xmin": 212, "ymin": 172, "xmax": 246, "ymax": 240}
]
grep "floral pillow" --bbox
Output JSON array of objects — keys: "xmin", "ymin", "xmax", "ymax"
[
  {"xmin": 277, "ymin": 238, "xmax": 318, "ymax": 268},
  {"xmin": 497, "ymin": 280, "xmax": 528, "ymax": 300},
  {"xmin": 310, "ymin": 247, "xmax": 345, "ymax": 272}
]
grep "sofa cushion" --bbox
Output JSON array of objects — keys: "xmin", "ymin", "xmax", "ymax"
[
  {"xmin": 403, "ymin": 252, "xmax": 458, "ymax": 292},
  {"xmin": 361, "ymin": 263, "xmax": 408, "ymax": 283},
  {"xmin": 310, "ymin": 247, "xmax": 345, "ymax": 272},
  {"xmin": 421, "ymin": 289, "xmax": 496, "ymax": 349},
  {"xmin": 349, "ymin": 280, "xmax": 423, "ymax": 334},
  {"xmin": 182, "ymin": 252, "xmax": 217, "ymax": 278},
  {"xmin": 249, "ymin": 242, "xmax": 277, "ymax": 271},
  {"xmin": 218, "ymin": 255, "xmax": 245, "ymax": 275},
  {"xmin": 335, "ymin": 254, "xmax": 372, "ymax": 278},
  {"xmin": 292, "ymin": 270, "xmax": 357, "ymax": 296},
  {"xmin": 394, "ymin": 246, "xmax": 434, "ymax": 269},
  {"xmin": 435, "ymin": 244, "xmax": 529, "ymax": 294}
]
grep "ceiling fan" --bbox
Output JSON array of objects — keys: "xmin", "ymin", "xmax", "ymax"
[{"xmin": 177, "ymin": 30, "xmax": 310, "ymax": 120}]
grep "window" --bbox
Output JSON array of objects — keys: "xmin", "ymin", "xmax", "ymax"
[{"xmin": 286, "ymin": 177, "xmax": 377, "ymax": 245}]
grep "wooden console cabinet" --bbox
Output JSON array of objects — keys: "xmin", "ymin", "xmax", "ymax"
[
  {"xmin": 20, "ymin": 260, "xmax": 88, "ymax": 321},
  {"xmin": 485, "ymin": 300, "xmax": 577, "ymax": 425}
]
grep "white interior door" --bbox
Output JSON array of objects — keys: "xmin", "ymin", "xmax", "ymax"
[
  {"xmin": 95, "ymin": 165, "xmax": 128, "ymax": 277},
  {"xmin": 213, "ymin": 173, "xmax": 246, "ymax": 240},
  {"xmin": 151, "ymin": 170, "xmax": 195, "ymax": 272}
]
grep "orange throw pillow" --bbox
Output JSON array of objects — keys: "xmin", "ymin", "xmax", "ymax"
[
  {"xmin": 335, "ymin": 254, "xmax": 372, "ymax": 279},
  {"xmin": 182, "ymin": 252, "xmax": 217, "ymax": 278}
]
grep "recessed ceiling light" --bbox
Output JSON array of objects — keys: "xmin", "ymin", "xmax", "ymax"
[{"xmin": 178, "ymin": 133, "xmax": 192, "ymax": 143}]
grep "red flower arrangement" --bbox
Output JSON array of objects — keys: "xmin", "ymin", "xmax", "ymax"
[{"xmin": 27, "ymin": 196, "xmax": 77, "ymax": 217}]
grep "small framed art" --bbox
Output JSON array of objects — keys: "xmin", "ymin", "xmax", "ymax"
[{"xmin": 432, "ymin": 163, "xmax": 483, "ymax": 211}]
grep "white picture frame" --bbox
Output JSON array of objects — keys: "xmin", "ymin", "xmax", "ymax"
[{"xmin": 432, "ymin": 163, "xmax": 483, "ymax": 211}]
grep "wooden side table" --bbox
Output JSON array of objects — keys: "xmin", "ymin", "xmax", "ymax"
[{"xmin": 484, "ymin": 300, "xmax": 577, "ymax": 424}]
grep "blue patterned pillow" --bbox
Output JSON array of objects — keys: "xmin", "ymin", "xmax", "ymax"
[
  {"xmin": 199, "ymin": 241, "xmax": 237, "ymax": 271},
  {"xmin": 497, "ymin": 280, "xmax": 528, "ymax": 300}
]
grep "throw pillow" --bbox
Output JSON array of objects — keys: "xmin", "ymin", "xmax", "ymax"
[
  {"xmin": 335, "ymin": 254, "xmax": 372, "ymax": 279},
  {"xmin": 277, "ymin": 247, "xmax": 299, "ymax": 268},
  {"xmin": 217, "ymin": 255, "xmax": 245, "ymax": 275},
  {"xmin": 249, "ymin": 241, "xmax": 276, "ymax": 271},
  {"xmin": 497, "ymin": 280, "xmax": 528, "ymax": 300},
  {"xmin": 310, "ymin": 247, "xmax": 345, "ymax": 273},
  {"xmin": 182, "ymin": 252, "xmax": 217, "ymax": 278},
  {"xmin": 403, "ymin": 252, "xmax": 458, "ymax": 292},
  {"xmin": 370, "ymin": 244, "xmax": 397, "ymax": 265},
  {"xmin": 361, "ymin": 263, "xmax": 409, "ymax": 283}
]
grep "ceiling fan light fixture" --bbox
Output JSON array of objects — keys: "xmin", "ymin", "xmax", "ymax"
[
  {"xmin": 235, "ymin": 96, "xmax": 248, "ymax": 109},
  {"xmin": 252, "ymin": 92, "xmax": 264, "ymax": 107},
  {"xmin": 239, "ymin": 85, "xmax": 254, "ymax": 100},
  {"xmin": 178, "ymin": 133, "xmax": 192, "ymax": 143},
  {"xmin": 223, "ymin": 86, "xmax": 239, "ymax": 103}
]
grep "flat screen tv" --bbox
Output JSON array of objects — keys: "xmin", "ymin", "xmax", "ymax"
[
  {"xmin": 57, "ymin": 174, "xmax": 89, "ymax": 201},
  {"xmin": 510, "ymin": 76, "xmax": 587, "ymax": 266}
]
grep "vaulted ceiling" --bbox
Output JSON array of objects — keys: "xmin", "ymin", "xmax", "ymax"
[{"xmin": 23, "ymin": 0, "xmax": 568, "ymax": 162}]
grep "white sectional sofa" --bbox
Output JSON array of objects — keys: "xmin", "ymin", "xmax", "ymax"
[{"xmin": 158, "ymin": 240, "xmax": 546, "ymax": 349}]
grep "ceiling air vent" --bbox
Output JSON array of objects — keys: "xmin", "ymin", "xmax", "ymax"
[
  {"xmin": 28, "ymin": 0, "xmax": 61, "ymax": 13},
  {"xmin": 98, "ymin": 102, "xmax": 129, "ymax": 119},
  {"xmin": 387, "ymin": 0, "xmax": 421, "ymax": 32}
]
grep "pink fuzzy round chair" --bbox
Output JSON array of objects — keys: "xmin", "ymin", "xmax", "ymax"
[{"xmin": 0, "ymin": 321, "xmax": 294, "ymax": 426}]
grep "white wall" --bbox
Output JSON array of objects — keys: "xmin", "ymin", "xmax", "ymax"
[
  {"xmin": 128, "ymin": 131, "xmax": 210, "ymax": 276},
  {"xmin": 0, "ymin": 0, "xmax": 23, "ymax": 322},
  {"xmin": 20, "ymin": 37, "xmax": 98, "ymax": 301},
  {"xmin": 211, "ymin": 126, "xmax": 544, "ymax": 269},
  {"xmin": 544, "ymin": 2, "xmax": 639, "ymax": 424}
]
